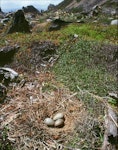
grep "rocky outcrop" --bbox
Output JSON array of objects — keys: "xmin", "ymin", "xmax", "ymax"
[
  {"xmin": 0, "ymin": 45, "xmax": 20, "ymax": 65},
  {"xmin": 22, "ymin": 5, "xmax": 40, "ymax": 14},
  {"xmin": 55, "ymin": 0, "xmax": 117, "ymax": 14},
  {"xmin": 7, "ymin": 10, "xmax": 30, "ymax": 33},
  {"xmin": 48, "ymin": 4, "xmax": 55, "ymax": 11}
]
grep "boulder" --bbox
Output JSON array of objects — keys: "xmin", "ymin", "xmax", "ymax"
[
  {"xmin": 48, "ymin": 19, "xmax": 70, "ymax": 31},
  {"xmin": 22, "ymin": 5, "xmax": 40, "ymax": 14},
  {"xmin": 0, "ymin": 44, "xmax": 20, "ymax": 65},
  {"xmin": 48, "ymin": 4, "xmax": 55, "ymax": 11},
  {"xmin": 7, "ymin": 10, "xmax": 30, "ymax": 33},
  {"xmin": 0, "ymin": 67, "xmax": 18, "ymax": 85},
  {"xmin": 111, "ymin": 19, "xmax": 118, "ymax": 25}
]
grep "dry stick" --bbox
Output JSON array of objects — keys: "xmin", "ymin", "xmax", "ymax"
[{"xmin": 109, "ymin": 113, "xmax": 118, "ymax": 128}]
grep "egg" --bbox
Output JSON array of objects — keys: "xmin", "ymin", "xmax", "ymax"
[
  {"xmin": 54, "ymin": 119, "xmax": 64, "ymax": 127},
  {"xmin": 53, "ymin": 113, "xmax": 64, "ymax": 121},
  {"xmin": 44, "ymin": 118, "xmax": 54, "ymax": 127}
]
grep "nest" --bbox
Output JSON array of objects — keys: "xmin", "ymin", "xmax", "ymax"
[{"xmin": 0, "ymin": 71, "xmax": 85, "ymax": 149}]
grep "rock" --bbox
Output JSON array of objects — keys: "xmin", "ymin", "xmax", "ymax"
[
  {"xmin": 25, "ymin": 13, "xmax": 36, "ymax": 21},
  {"xmin": 77, "ymin": 20, "xmax": 85, "ymax": 23},
  {"xmin": 48, "ymin": 19, "xmax": 71, "ymax": 31},
  {"xmin": 53, "ymin": 113, "xmax": 64, "ymax": 121},
  {"xmin": 0, "ymin": 67, "xmax": 18, "ymax": 85},
  {"xmin": 22, "ymin": 5, "xmax": 40, "ymax": 14},
  {"xmin": 0, "ymin": 83, "xmax": 7, "ymax": 103},
  {"xmin": 29, "ymin": 21, "xmax": 39, "ymax": 28},
  {"xmin": 46, "ymin": 19, "xmax": 52, "ymax": 22},
  {"xmin": 54, "ymin": 119, "xmax": 64, "ymax": 128},
  {"xmin": 110, "ymin": 19, "xmax": 118, "ymax": 25},
  {"xmin": 74, "ymin": 34, "xmax": 78, "ymax": 38},
  {"xmin": 44, "ymin": 118, "xmax": 55, "ymax": 127},
  {"xmin": 5, "ymin": 12, "xmax": 14, "ymax": 18},
  {"xmin": 0, "ymin": 45, "xmax": 20, "ymax": 65},
  {"xmin": 0, "ymin": 18, "xmax": 9, "ymax": 24},
  {"xmin": 48, "ymin": 4, "xmax": 55, "ymax": 11},
  {"xmin": 93, "ymin": 20, "xmax": 98, "ymax": 23},
  {"xmin": 7, "ymin": 10, "xmax": 30, "ymax": 33},
  {"xmin": 108, "ymin": 93, "xmax": 118, "ymax": 100}
]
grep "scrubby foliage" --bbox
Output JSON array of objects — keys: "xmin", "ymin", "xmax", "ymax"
[{"xmin": 0, "ymin": 9, "xmax": 117, "ymax": 149}]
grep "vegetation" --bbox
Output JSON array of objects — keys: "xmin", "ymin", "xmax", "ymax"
[
  {"xmin": 0, "ymin": 9, "xmax": 117, "ymax": 149},
  {"xmin": 53, "ymin": 39, "xmax": 117, "ymax": 96},
  {"xmin": 60, "ymin": 23, "xmax": 117, "ymax": 43},
  {"xmin": 0, "ymin": 127, "xmax": 13, "ymax": 150}
]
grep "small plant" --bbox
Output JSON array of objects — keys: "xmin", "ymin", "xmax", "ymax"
[
  {"xmin": 0, "ymin": 126, "xmax": 13, "ymax": 150},
  {"xmin": 108, "ymin": 98, "xmax": 118, "ymax": 106}
]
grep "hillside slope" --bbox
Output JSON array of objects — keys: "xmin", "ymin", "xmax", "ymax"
[{"xmin": 55, "ymin": 0, "xmax": 117, "ymax": 12}]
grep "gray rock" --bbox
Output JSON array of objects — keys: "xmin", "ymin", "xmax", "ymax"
[
  {"xmin": 111, "ymin": 19, "xmax": 118, "ymax": 25},
  {"xmin": 7, "ymin": 10, "xmax": 30, "ymax": 33},
  {"xmin": 0, "ymin": 18, "xmax": 9, "ymax": 24},
  {"xmin": 0, "ymin": 45, "xmax": 20, "ymax": 65},
  {"xmin": 48, "ymin": 4, "xmax": 55, "ymax": 11},
  {"xmin": 74, "ymin": 34, "xmax": 79, "ymax": 38},
  {"xmin": 48, "ymin": 19, "xmax": 71, "ymax": 31},
  {"xmin": 108, "ymin": 93, "xmax": 118, "ymax": 100},
  {"xmin": 0, "ymin": 67, "xmax": 18, "ymax": 85},
  {"xmin": 5, "ymin": 12, "xmax": 14, "ymax": 18},
  {"xmin": 77, "ymin": 19, "xmax": 85, "ymax": 23},
  {"xmin": 22, "ymin": 5, "xmax": 40, "ymax": 14}
]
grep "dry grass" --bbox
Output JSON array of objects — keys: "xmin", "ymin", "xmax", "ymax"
[{"xmin": 0, "ymin": 71, "xmax": 87, "ymax": 150}]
